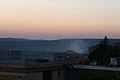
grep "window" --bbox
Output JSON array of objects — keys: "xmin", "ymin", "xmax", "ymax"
[
  {"xmin": 58, "ymin": 69, "xmax": 61, "ymax": 77},
  {"xmin": 43, "ymin": 71, "xmax": 52, "ymax": 80}
]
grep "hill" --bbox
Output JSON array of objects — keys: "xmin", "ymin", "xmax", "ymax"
[{"xmin": 0, "ymin": 38, "xmax": 119, "ymax": 53}]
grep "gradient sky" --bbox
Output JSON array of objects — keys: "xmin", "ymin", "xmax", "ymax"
[{"xmin": 0, "ymin": 0, "xmax": 120, "ymax": 39}]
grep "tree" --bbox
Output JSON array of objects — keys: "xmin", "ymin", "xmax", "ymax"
[{"xmin": 89, "ymin": 36, "xmax": 120, "ymax": 65}]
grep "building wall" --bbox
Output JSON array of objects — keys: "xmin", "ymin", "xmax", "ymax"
[
  {"xmin": 27, "ymin": 72, "xmax": 43, "ymax": 80},
  {"xmin": 54, "ymin": 53, "xmax": 89, "ymax": 64},
  {"xmin": 0, "ymin": 64, "xmax": 65, "ymax": 80},
  {"xmin": 0, "ymin": 64, "xmax": 120, "ymax": 80},
  {"xmin": 52, "ymin": 69, "xmax": 65, "ymax": 80},
  {"xmin": 26, "ymin": 69, "xmax": 65, "ymax": 80},
  {"xmin": 0, "ymin": 72, "xmax": 26, "ymax": 80},
  {"xmin": 0, "ymin": 69, "xmax": 65, "ymax": 80}
]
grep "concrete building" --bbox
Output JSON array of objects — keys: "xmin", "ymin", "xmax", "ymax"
[
  {"xmin": 1, "ymin": 63, "xmax": 120, "ymax": 80},
  {"xmin": 54, "ymin": 50, "xmax": 89, "ymax": 64},
  {"xmin": 0, "ymin": 50, "xmax": 54, "ymax": 65},
  {"xmin": 0, "ymin": 64, "xmax": 65, "ymax": 80},
  {"xmin": 0, "ymin": 62, "xmax": 120, "ymax": 80},
  {"xmin": 0, "ymin": 50, "xmax": 66, "ymax": 80},
  {"xmin": 110, "ymin": 57, "xmax": 120, "ymax": 66}
]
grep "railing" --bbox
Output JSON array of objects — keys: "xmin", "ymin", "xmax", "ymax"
[{"xmin": 0, "ymin": 51, "xmax": 55, "ymax": 67}]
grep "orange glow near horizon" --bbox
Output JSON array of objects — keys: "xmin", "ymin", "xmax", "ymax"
[{"xmin": 0, "ymin": 0, "xmax": 120, "ymax": 39}]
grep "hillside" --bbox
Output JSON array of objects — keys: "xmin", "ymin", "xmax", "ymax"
[{"xmin": 0, "ymin": 38, "xmax": 119, "ymax": 53}]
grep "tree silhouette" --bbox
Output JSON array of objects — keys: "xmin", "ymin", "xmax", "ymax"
[{"xmin": 89, "ymin": 36, "xmax": 120, "ymax": 65}]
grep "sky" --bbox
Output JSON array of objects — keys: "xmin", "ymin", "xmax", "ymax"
[{"xmin": 0, "ymin": 0, "xmax": 120, "ymax": 39}]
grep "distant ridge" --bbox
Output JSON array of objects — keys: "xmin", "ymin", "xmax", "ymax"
[
  {"xmin": 0, "ymin": 38, "xmax": 29, "ymax": 41},
  {"xmin": 0, "ymin": 38, "xmax": 119, "ymax": 53}
]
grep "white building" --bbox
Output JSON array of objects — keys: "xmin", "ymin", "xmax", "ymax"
[{"xmin": 110, "ymin": 57, "xmax": 120, "ymax": 66}]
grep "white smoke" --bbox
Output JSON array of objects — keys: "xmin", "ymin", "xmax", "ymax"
[{"xmin": 69, "ymin": 40, "xmax": 88, "ymax": 54}]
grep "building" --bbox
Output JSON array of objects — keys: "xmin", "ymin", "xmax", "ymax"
[
  {"xmin": 0, "ymin": 52, "xmax": 120, "ymax": 80},
  {"xmin": 0, "ymin": 50, "xmax": 66, "ymax": 80},
  {"xmin": 0, "ymin": 64, "xmax": 65, "ymax": 80},
  {"xmin": 54, "ymin": 50, "xmax": 89, "ymax": 64},
  {"xmin": 0, "ymin": 50, "xmax": 55, "ymax": 65},
  {"xmin": 110, "ymin": 57, "xmax": 120, "ymax": 66},
  {"xmin": 0, "ymin": 63, "xmax": 120, "ymax": 80}
]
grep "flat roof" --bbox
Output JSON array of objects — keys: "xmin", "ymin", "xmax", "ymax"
[{"xmin": 73, "ymin": 65, "xmax": 120, "ymax": 72}]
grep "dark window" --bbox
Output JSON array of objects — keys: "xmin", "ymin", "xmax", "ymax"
[
  {"xmin": 58, "ymin": 69, "xmax": 61, "ymax": 77},
  {"xmin": 74, "ymin": 57, "xmax": 79, "ymax": 59},
  {"xmin": 57, "ymin": 56, "xmax": 62, "ymax": 59},
  {"xmin": 43, "ymin": 71, "xmax": 52, "ymax": 80}
]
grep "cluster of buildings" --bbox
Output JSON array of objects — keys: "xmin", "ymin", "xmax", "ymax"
[
  {"xmin": 0, "ymin": 50, "xmax": 89, "ymax": 65},
  {"xmin": 0, "ymin": 49, "xmax": 90, "ymax": 80},
  {"xmin": 0, "ymin": 36, "xmax": 119, "ymax": 80}
]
